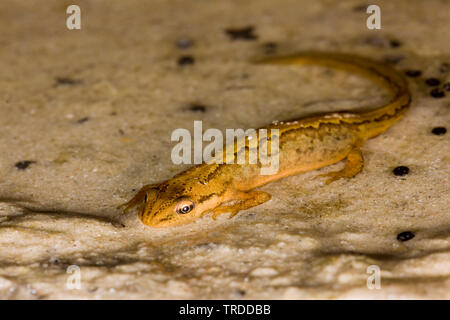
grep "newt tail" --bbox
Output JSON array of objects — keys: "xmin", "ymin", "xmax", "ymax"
[{"xmin": 118, "ymin": 52, "xmax": 411, "ymax": 228}]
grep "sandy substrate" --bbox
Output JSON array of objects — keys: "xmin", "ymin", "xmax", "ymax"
[{"xmin": 0, "ymin": 0, "xmax": 449, "ymax": 299}]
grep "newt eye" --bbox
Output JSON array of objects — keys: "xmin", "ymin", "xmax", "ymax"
[{"xmin": 175, "ymin": 199, "xmax": 195, "ymax": 214}]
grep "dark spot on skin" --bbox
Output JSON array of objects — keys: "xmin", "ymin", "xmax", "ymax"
[
  {"xmin": 393, "ymin": 166, "xmax": 409, "ymax": 176},
  {"xmin": 425, "ymin": 78, "xmax": 440, "ymax": 86},
  {"xmin": 397, "ymin": 231, "xmax": 415, "ymax": 242},
  {"xmin": 55, "ymin": 77, "xmax": 83, "ymax": 86},
  {"xmin": 187, "ymin": 103, "xmax": 207, "ymax": 113},
  {"xmin": 262, "ymin": 42, "xmax": 277, "ymax": 54},
  {"xmin": 383, "ymin": 54, "xmax": 404, "ymax": 65},
  {"xmin": 404, "ymin": 70, "xmax": 422, "ymax": 78},
  {"xmin": 430, "ymin": 88, "xmax": 445, "ymax": 98},
  {"xmin": 225, "ymin": 26, "xmax": 258, "ymax": 41},
  {"xmin": 431, "ymin": 127, "xmax": 446, "ymax": 135},
  {"xmin": 15, "ymin": 160, "xmax": 36, "ymax": 170},
  {"xmin": 389, "ymin": 39, "xmax": 402, "ymax": 48},
  {"xmin": 442, "ymin": 83, "xmax": 450, "ymax": 91},
  {"xmin": 76, "ymin": 117, "xmax": 89, "ymax": 124},
  {"xmin": 176, "ymin": 38, "xmax": 193, "ymax": 49},
  {"xmin": 177, "ymin": 55, "xmax": 195, "ymax": 66}
]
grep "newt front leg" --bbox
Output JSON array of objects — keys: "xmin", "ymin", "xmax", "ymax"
[{"xmin": 211, "ymin": 191, "xmax": 272, "ymax": 220}]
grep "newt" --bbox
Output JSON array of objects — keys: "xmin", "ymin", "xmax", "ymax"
[{"xmin": 118, "ymin": 52, "xmax": 411, "ymax": 228}]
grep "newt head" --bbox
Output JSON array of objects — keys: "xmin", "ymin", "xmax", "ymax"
[{"xmin": 137, "ymin": 182, "xmax": 220, "ymax": 228}]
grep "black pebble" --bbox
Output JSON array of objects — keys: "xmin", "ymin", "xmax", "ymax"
[
  {"xmin": 393, "ymin": 166, "xmax": 409, "ymax": 176},
  {"xmin": 76, "ymin": 117, "xmax": 89, "ymax": 124},
  {"xmin": 397, "ymin": 231, "xmax": 415, "ymax": 242},
  {"xmin": 389, "ymin": 39, "xmax": 402, "ymax": 48},
  {"xmin": 225, "ymin": 26, "xmax": 258, "ymax": 41},
  {"xmin": 425, "ymin": 78, "xmax": 440, "ymax": 86},
  {"xmin": 430, "ymin": 88, "xmax": 445, "ymax": 98},
  {"xmin": 178, "ymin": 55, "xmax": 195, "ymax": 66},
  {"xmin": 15, "ymin": 160, "xmax": 36, "ymax": 170},
  {"xmin": 442, "ymin": 83, "xmax": 450, "ymax": 91},
  {"xmin": 404, "ymin": 70, "xmax": 422, "ymax": 77},
  {"xmin": 55, "ymin": 77, "xmax": 83, "ymax": 85},
  {"xmin": 431, "ymin": 127, "xmax": 447, "ymax": 135},
  {"xmin": 236, "ymin": 289, "xmax": 246, "ymax": 296},
  {"xmin": 188, "ymin": 104, "xmax": 207, "ymax": 112}
]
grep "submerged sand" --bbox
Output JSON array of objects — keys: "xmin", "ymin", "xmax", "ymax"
[{"xmin": 0, "ymin": 0, "xmax": 449, "ymax": 299}]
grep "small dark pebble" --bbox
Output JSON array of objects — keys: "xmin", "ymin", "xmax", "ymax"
[
  {"xmin": 404, "ymin": 70, "xmax": 422, "ymax": 77},
  {"xmin": 177, "ymin": 55, "xmax": 195, "ymax": 66},
  {"xmin": 263, "ymin": 42, "xmax": 277, "ymax": 54},
  {"xmin": 76, "ymin": 117, "xmax": 89, "ymax": 124},
  {"xmin": 397, "ymin": 231, "xmax": 415, "ymax": 242},
  {"xmin": 389, "ymin": 39, "xmax": 402, "ymax": 48},
  {"xmin": 225, "ymin": 26, "xmax": 258, "ymax": 41},
  {"xmin": 15, "ymin": 160, "xmax": 36, "ymax": 170},
  {"xmin": 176, "ymin": 38, "xmax": 193, "ymax": 49},
  {"xmin": 236, "ymin": 289, "xmax": 246, "ymax": 296},
  {"xmin": 439, "ymin": 63, "xmax": 450, "ymax": 73},
  {"xmin": 431, "ymin": 127, "xmax": 447, "ymax": 135},
  {"xmin": 55, "ymin": 77, "xmax": 83, "ymax": 86},
  {"xmin": 383, "ymin": 54, "xmax": 404, "ymax": 65},
  {"xmin": 393, "ymin": 166, "xmax": 409, "ymax": 176},
  {"xmin": 442, "ymin": 83, "xmax": 450, "ymax": 91},
  {"xmin": 425, "ymin": 78, "xmax": 440, "ymax": 86},
  {"xmin": 188, "ymin": 104, "xmax": 207, "ymax": 112},
  {"xmin": 430, "ymin": 88, "xmax": 445, "ymax": 98}
]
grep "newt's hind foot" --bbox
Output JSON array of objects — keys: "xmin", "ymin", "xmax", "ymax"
[{"xmin": 317, "ymin": 147, "xmax": 364, "ymax": 184}]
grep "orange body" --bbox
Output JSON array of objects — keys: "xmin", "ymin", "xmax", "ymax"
[{"xmin": 118, "ymin": 52, "xmax": 411, "ymax": 228}]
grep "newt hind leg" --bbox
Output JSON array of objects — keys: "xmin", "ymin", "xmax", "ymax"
[
  {"xmin": 317, "ymin": 146, "xmax": 364, "ymax": 184},
  {"xmin": 211, "ymin": 191, "xmax": 272, "ymax": 220}
]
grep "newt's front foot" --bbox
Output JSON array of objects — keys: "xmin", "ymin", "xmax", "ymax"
[{"xmin": 211, "ymin": 191, "xmax": 271, "ymax": 220}]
